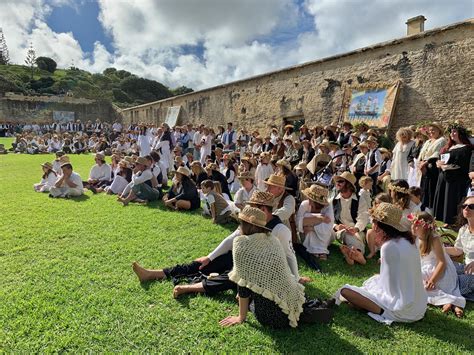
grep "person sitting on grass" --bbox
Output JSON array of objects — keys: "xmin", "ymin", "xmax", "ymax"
[
  {"xmin": 366, "ymin": 192, "xmax": 391, "ymax": 259},
  {"xmin": 49, "ymin": 162, "xmax": 84, "ymax": 198},
  {"xmin": 296, "ymin": 184, "xmax": 333, "ymax": 260},
  {"xmin": 220, "ymin": 206, "xmax": 334, "ymax": 328},
  {"xmin": 132, "ymin": 191, "xmax": 309, "ymax": 299},
  {"xmin": 33, "ymin": 162, "xmax": 57, "ymax": 193},
  {"xmin": 98, "ymin": 160, "xmax": 132, "ymax": 195},
  {"xmin": 233, "ymin": 171, "xmax": 256, "ymax": 211},
  {"xmin": 83, "ymin": 153, "xmax": 112, "ymax": 193},
  {"xmin": 445, "ymin": 196, "xmax": 474, "ymax": 302},
  {"xmin": 335, "ymin": 202, "xmax": 427, "ymax": 325},
  {"xmin": 118, "ymin": 156, "xmax": 160, "ymax": 206},
  {"xmin": 201, "ymin": 179, "xmax": 233, "ymax": 225},
  {"xmin": 409, "ymin": 212, "xmax": 465, "ymax": 318},
  {"xmin": 163, "ymin": 167, "xmax": 200, "ymax": 211},
  {"xmin": 52, "ymin": 151, "xmax": 65, "ymax": 175},
  {"xmin": 331, "ymin": 172, "xmax": 369, "ymax": 265},
  {"xmin": 388, "ymin": 179, "xmax": 420, "ymax": 231}
]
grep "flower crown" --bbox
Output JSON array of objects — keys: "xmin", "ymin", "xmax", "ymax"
[
  {"xmin": 447, "ymin": 121, "xmax": 471, "ymax": 136},
  {"xmin": 388, "ymin": 184, "xmax": 410, "ymax": 194},
  {"xmin": 407, "ymin": 214, "xmax": 436, "ymax": 230}
]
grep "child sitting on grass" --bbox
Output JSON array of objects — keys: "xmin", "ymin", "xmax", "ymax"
[
  {"xmin": 358, "ymin": 176, "xmax": 373, "ymax": 209},
  {"xmin": 410, "ymin": 212, "xmax": 465, "ymax": 318},
  {"xmin": 201, "ymin": 179, "xmax": 233, "ymax": 225}
]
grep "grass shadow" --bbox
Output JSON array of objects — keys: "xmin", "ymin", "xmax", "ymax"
[{"xmin": 69, "ymin": 194, "xmax": 90, "ymax": 202}]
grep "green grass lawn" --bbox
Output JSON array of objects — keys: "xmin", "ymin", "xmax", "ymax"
[{"xmin": 0, "ymin": 137, "xmax": 473, "ymax": 353}]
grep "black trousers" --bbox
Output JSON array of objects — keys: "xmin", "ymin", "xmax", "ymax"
[{"xmin": 163, "ymin": 252, "xmax": 235, "ymax": 296}]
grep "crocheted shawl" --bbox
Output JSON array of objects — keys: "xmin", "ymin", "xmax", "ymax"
[{"xmin": 229, "ymin": 233, "xmax": 306, "ymax": 327}]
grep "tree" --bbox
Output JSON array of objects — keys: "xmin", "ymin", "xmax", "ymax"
[
  {"xmin": 120, "ymin": 76, "xmax": 172, "ymax": 102},
  {"xmin": 24, "ymin": 43, "xmax": 36, "ymax": 80},
  {"xmin": 36, "ymin": 56, "xmax": 57, "ymax": 73},
  {"xmin": 172, "ymin": 86, "xmax": 194, "ymax": 96},
  {"xmin": 0, "ymin": 28, "xmax": 9, "ymax": 65}
]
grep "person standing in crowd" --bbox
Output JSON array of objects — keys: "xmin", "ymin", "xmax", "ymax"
[
  {"xmin": 434, "ymin": 122, "xmax": 472, "ymax": 225},
  {"xmin": 221, "ymin": 122, "xmax": 237, "ymax": 151},
  {"xmin": 364, "ymin": 136, "xmax": 381, "ymax": 195},
  {"xmin": 390, "ymin": 127, "xmax": 414, "ymax": 181},
  {"xmin": 337, "ymin": 122, "xmax": 353, "ymax": 147},
  {"xmin": 255, "ymin": 152, "xmax": 274, "ymax": 191},
  {"xmin": 418, "ymin": 122, "xmax": 446, "ymax": 213},
  {"xmin": 407, "ymin": 128, "xmax": 428, "ymax": 187},
  {"xmin": 199, "ymin": 127, "xmax": 212, "ymax": 165}
]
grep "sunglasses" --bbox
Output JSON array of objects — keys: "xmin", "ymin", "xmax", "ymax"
[{"xmin": 462, "ymin": 203, "xmax": 474, "ymax": 210}]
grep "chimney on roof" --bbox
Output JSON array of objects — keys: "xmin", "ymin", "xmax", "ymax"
[{"xmin": 406, "ymin": 15, "xmax": 426, "ymax": 36}]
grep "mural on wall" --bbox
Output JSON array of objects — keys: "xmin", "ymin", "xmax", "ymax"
[
  {"xmin": 165, "ymin": 106, "xmax": 181, "ymax": 127},
  {"xmin": 340, "ymin": 81, "xmax": 400, "ymax": 128}
]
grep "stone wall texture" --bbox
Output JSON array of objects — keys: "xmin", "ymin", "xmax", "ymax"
[
  {"xmin": 123, "ymin": 20, "xmax": 473, "ymax": 134},
  {"xmin": 0, "ymin": 93, "xmax": 120, "ymax": 123}
]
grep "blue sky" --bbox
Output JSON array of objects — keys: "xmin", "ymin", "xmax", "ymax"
[{"xmin": 0, "ymin": 0, "xmax": 471, "ymax": 89}]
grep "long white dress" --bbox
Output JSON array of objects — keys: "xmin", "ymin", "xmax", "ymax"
[
  {"xmin": 391, "ymin": 140, "xmax": 414, "ymax": 180},
  {"xmin": 336, "ymin": 238, "xmax": 427, "ymax": 324},
  {"xmin": 296, "ymin": 201, "xmax": 334, "ymax": 255},
  {"xmin": 199, "ymin": 135, "xmax": 212, "ymax": 165},
  {"xmin": 138, "ymin": 133, "xmax": 151, "ymax": 157},
  {"xmin": 420, "ymin": 238, "xmax": 466, "ymax": 308}
]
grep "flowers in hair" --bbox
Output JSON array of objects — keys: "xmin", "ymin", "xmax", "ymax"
[
  {"xmin": 369, "ymin": 207, "xmax": 388, "ymax": 222},
  {"xmin": 388, "ymin": 184, "xmax": 410, "ymax": 194},
  {"xmin": 407, "ymin": 214, "xmax": 436, "ymax": 230}
]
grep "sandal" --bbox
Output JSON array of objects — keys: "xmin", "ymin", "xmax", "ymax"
[{"xmin": 442, "ymin": 304, "xmax": 453, "ymax": 314}]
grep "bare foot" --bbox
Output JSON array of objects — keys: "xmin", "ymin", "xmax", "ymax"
[
  {"xmin": 367, "ymin": 251, "xmax": 376, "ymax": 259},
  {"xmin": 453, "ymin": 306, "xmax": 464, "ymax": 318},
  {"xmin": 173, "ymin": 285, "xmax": 186, "ymax": 298},
  {"xmin": 442, "ymin": 303, "xmax": 452, "ymax": 314},
  {"xmin": 122, "ymin": 199, "xmax": 129, "ymax": 206},
  {"xmin": 132, "ymin": 262, "xmax": 165, "ymax": 282},
  {"xmin": 349, "ymin": 247, "xmax": 366, "ymax": 265},
  {"xmin": 340, "ymin": 245, "xmax": 354, "ymax": 265}
]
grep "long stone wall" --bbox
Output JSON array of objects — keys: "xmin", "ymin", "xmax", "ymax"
[
  {"xmin": 121, "ymin": 19, "xmax": 474, "ymax": 133},
  {"xmin": 0, "ymin": 93, "xmax": 120, "ymax": 123}
]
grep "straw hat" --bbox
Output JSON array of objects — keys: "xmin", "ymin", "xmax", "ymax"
[
  {"xmin": 248, "ymin": 191, "xmax": 275, "ymax": 207},
  {"xmin": 205, "ymin": 163, "xmax": 218, "ymax": 171},
  {"xmin": 41, "ymin": 162, "xmax": 53, "ymax": 170},
  {"xmin": 58, "ymin": 155, "xmax": 70, "ymax": 164},
  {"xmin": 176, "ymin": 166, "xmax": 190, "ymax": 177},
  {"xmin": 366, "ymin": 136, "xmax": 378, "ymax": 144},
  {"xmin": 303, "ymin": 184, "xmax": 329, "ymax": 206},
  {"xmin": 358, "ymin": 142, "xmax": 368, "ymax": 149},
  {"xmin": 369, "ymin": 202, "xmax": 406, "ymax": 231},
  {"xmin": 237, "ymin": 171, "xmax": 255, "ymax": 181},
  {"xmin": 295, "ymin": 162, "xmax": 307, "ymax": 171},
  {"xmin": 118, "ymin": 160, "xmax": 131, "ymax": 169},
  {"xmin": 190, "ymin": 160, "xmax": 202, "ymax": 167},
  {"xmin": 333, "ymin": 171, "xmax": 357, "ymax": 190},
  {"xmin": 259, "ymin": 151, "xmax": 270, "ymax": 159},
  {"xmin": 124, "ymin": 156, "xmax": 134, "ymax": 164},
  {"xmin": 426, "ymin": 122, "xmax": 444, "ymax": 134},
  {"xmin": 264, "ymin": 174, "xmax": 289, "ymax": 189},
  {"xmin": 284, "ymin": 124, "xmax": 294, "ymax": 130},
  {"xmin": 276, "ymin": 159, "xmax": 291, "ymax": 171},
  {"xmin": 351, "ymin": 132, "xmax": 361, "ymax": 139},
  {"xmin": 135, "ymin": 156, "xmax": 149, "ymax": 166},
  {"xmin": 238, "ymin": 206, "xmax": 270, "ymax": 230}
]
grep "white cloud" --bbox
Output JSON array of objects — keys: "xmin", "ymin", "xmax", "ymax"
[{"xmin": 0, "ymin": 0, "xmax": 471, "ymax": 91}]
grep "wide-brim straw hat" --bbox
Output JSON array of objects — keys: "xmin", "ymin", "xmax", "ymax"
[
  {"xmin": 205, "ymin": 163, "xmax": 218, "ymax": 171},
  {"xmin": 58, "ymin": 155, "xmax": 70, "ymax": 164},
  {"xmin": 176, "ymin": 166, "xmax": 190, "ymax": 177},
  {"xmin": 366, "ymin": 136, "xmax": 378, "ymax": 144},
  {"xmin": 303, "ymin": 184, "xmax": 329, "ymax": 206},
  {"xmin": 190, "ymin": 161, "xmax": 202, "ymax": 167},
  {"xmin": 238, "ymin": 206, "xmax": 271, "ymax": 230},
  {"xmin": 276, "ymin": 159, "xmax": 291, "ymax": 171},
  {"xmin": 333, "ymin": 171, "xmax": 357, "ymax": 190},
  {"xmin": 41, "ymin": 162, "xmax": 53, "ymax": 170},
  {"xmin": 264, "ymin": 173, "xmax": 290, "ymax": 190},
  {"xmin": 284, "ymin": 124, "xmax": 294, "ymax": 130},
  {"xmin": 351, "ymin": 132, "xmax": 361, "ymax": 139},
  {"xmin": 247, "ymin": 191, "xmax": 275, "ymax": 207},
  {"xmin": 369, "ymin": 202, "xmax": 406, "ymax": 231},
  {"xmin": 295, "ymin": 162, "xmax": 307, "ymax": 171},
  {"xmin": 135, "ymin": 156, "xmax": 149, "ymax": 166},
  {"xmin": 124, "ymin": 156, "xmax": 134, "ymax": 164},
  {"xmin": 426, "ymin": 122, "xmax": 444, "ymax": 134},
  {"xmin": 237, "ymin": 171, "xmax": 255, "ymax": 181}
]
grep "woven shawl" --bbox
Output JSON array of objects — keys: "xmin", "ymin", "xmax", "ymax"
[{"xmin": 229, "ymin": 233, "xmax": 305, "ymax": 327}]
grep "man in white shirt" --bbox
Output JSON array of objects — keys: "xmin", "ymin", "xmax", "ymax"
[
  {"xmin": 112, "ymin": 121, "xmax": 122, "ymax": 133},
  {"xmin": 221, "ymin": 122, "xmax": 237, "ymax": 151},
  {"xmin": 85, "ymin": 153, "xmax": 112, "ymax": 193},
  {"xmin": 331, "ymin": 172, "xmax": 369, "ymax": 265},
  {"xmin": 118, "ymin": 156, "xmax": 160, "ymax": 206},
  {"xmin": 49, "ymin": 163, "xmax": 84, "ymax": 198}
]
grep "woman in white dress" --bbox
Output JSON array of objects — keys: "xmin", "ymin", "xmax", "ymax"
[
  {"xmin": 410, "ymin": 212, "xmax": 465, "ymax": 317},
  {"xmin": 336, "ymin": 202, "xmax": 427, "ymax": 324},
  {"xmin": 137, "ymin": 126, "xmax": 151, "ymax": 157},
  {"xmin": 390, "ymin": 127, "xmax": 414, "ymax": 181},
  {"xmin": 199, "ymin": 127, "xmax": 212, "ymax": 165},
  {"xmin": 155, "ymin": 124, "xmax": 174, "ymax": 172},
  {"xmin": 296, "ymin": 185, "xmax": 334, "ymax": 259}
]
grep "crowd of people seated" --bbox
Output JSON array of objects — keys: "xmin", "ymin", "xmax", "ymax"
[{"xmin": 8, "ymin": 116, "xmax": 473, "ymax": 328}]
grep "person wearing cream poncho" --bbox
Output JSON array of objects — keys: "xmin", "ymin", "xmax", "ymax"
[{"xmin": 220, "ymin": 206, "xmax": 334, "ymax": 328}]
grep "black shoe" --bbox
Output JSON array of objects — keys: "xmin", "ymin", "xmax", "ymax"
[
  {"xmin": 89, "ymin": 186, "xmax": 97, "ymax": 194},
  {"xmin": 322, "ymin": 298, "xmax": 336, "ymax": 309},
  {"xmin": 300, "ymin": 307, "xmax": 334, "ymax": 325},
  {"xmin": 48, "ymin": 194, "xmax": 54, "ymax": 198}
]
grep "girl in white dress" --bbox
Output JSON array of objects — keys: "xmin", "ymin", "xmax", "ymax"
[
  {"xmin": 336, "ymin": 202, "xmax": 427, "ymax": 324},
  {"xmin": 33, "ymin": 162, "xmax": 57, "ymax": 192},
  {"xmin": 297, "ymin": 185, "xmax": 334, "ymax": 259},
  {"xmin": 410, "ymin": 212, "xmax": 465, "ymax": 317},
  {"xmin": 390, "ymin": 127, "xmax": 414, "ymax": 181},
  {"xmin": 199, "ymin": 127, "xmax": 212, "ymax": 165},
  {"xmin": 137, "ymin": 126, "xmax": 151, "ymax": 157}
]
